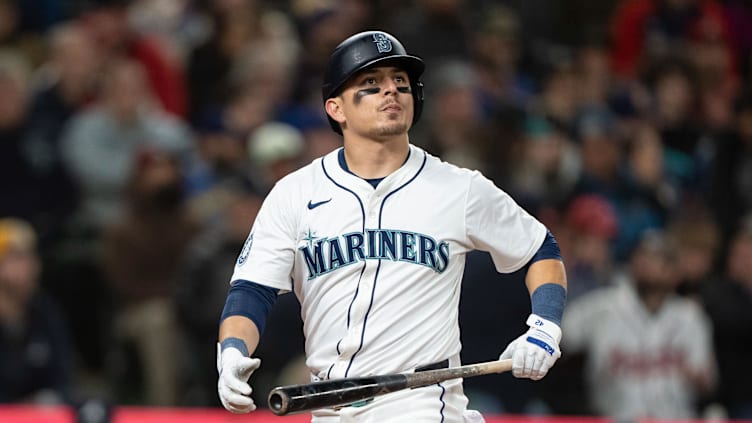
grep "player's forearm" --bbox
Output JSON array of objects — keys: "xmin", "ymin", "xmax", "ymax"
[
  {"xmin": 526, "ymin": 258, "xmax": 567, "ymax": 325},
  {"xmin": 219, "ymin": 315, "xmax": 261, "ymax": 356},
  {"xmin": 526, "ymin": 258, "xmax": 567, "ymax": 293},
  {"xmin": 218, "ymin": 280, "xmax": 279, "ymax": 356}
]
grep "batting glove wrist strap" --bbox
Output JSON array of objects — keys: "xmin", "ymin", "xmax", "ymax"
[
  {"xmin": 525, "ymin": 313, "xmax": 562, "ymax": 351},
  {"xmin": 221, "ymin": 337, "xmax": 249, "ymax": 357}
]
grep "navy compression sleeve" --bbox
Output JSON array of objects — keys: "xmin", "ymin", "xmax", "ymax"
[
  {"xmin": 531, "ymin": 283, "xmax": 567, "ymax": 325},
  {"xmin": 220, "ymin": 280, "xmax": 278, "ymax": 334},
  {"xmin": 530, "ymin": 229, "xmax": 562, "ymax": 263},
  {"xmin": 528, "ymin": 230, "xmax": 566, "ymax": 324}
]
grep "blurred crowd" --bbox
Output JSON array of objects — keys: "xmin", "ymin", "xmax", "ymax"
[{"xmin": 1, "ymin": 0, "xmax": 752, "ymax": 421}]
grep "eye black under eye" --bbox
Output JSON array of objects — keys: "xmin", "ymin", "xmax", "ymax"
[{"xmin": 397, "ymin": 86, "xmax": 411, "ymax": 93}]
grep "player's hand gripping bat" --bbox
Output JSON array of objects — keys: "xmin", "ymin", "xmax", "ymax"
[{"xmin": 267, "ymin": 358, "xmax": 513, "ymax": 415}]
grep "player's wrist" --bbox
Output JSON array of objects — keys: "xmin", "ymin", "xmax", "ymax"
[
  {"xmin": 530, "ymin": 283, "xmax": 566, "ymax": 325},
  {"xmin": 221, "ymin": 337, "xmax": 250, "ymax": 357},
  {"xmin": 526, "ymin": 314, "xmax": 562, "ymax": 344}
]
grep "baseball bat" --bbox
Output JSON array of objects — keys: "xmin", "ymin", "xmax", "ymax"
[{"xmin": 267, "ymin": 358, "xmax": 513, "ymax": 415}]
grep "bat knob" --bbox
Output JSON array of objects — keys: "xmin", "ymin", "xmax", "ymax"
[{"xmin": 268, "ymin": 388, "xmax": 289, "ymax": 415}]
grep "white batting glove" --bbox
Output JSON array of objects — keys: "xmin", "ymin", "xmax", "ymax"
[
  {"xmin": 500, "ymin": 314, "xmax": 562, "ymax": 380},
  {"xmin": 217, "ymin": 342, "xmax": 261, "ymax": 413}
]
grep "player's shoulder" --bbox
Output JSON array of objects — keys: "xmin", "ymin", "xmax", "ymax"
[
  {"xmin": 417, "ymin": 146, "xmax": 487, "ymax": 187},
  {"xmin": 418, "ymin": 147, "xmax": 517, "ymax": 204}
]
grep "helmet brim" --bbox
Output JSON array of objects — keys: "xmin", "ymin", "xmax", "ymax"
[{"xmin": 325, "ymin": 54, "xmax": 425, "ymax": 99}]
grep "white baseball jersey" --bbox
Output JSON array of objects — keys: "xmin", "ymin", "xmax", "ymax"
[
  {"xmin": 562, "ymin": 277, "xmax": 716, "ymax": 421},
  {"xmin": 231, "ymin": 144, "xmax": 546, "ymax": 421}
]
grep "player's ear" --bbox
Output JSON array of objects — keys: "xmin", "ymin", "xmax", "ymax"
[{"xmin": 325, "ymin": 97, "xmax": 346, "ymax": 126}]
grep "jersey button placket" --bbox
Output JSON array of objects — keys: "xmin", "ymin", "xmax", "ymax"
[
  {"xmin": 333, "ymin": 195, "xmax": 381, "ymax": 378},
  {"xmin": 367, "ymin": 194, "xmax": 381, "ymax": 221}
]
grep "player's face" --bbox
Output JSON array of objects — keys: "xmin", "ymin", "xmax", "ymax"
[{"xmin": 336, "ymin": 66, "xmax": 414, "ymax": 138}]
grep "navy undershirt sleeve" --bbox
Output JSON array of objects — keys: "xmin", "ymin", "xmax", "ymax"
[
  {"xmin": 530, "ymin": 229, "xmax": 562, "ymax": 263},
  {"xmin": 220, "ymin": 280, "xmax": 279, "ymax": 334}
]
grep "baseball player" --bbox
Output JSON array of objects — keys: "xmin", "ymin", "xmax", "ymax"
[{"xmin": 216, "ymin": 31, "xmax": 568, "ymax": 422}]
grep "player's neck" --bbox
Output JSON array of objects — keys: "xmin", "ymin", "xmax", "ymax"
[{"xmin": 342, "ymin": 136, "xmax": 410, "ymax": 179}]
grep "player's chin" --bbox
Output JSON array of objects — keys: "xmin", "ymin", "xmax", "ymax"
[{"xmin": 373, "ymin": 121, "xmax": 410, "ymax": 137}]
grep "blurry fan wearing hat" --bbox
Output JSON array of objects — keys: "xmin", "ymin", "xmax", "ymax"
[
  {"xmin": 0, "ymin": 218, "xmax": 73, "ymax": 404},
  {"xmin": 247, "ymin": 122, "xmax": 305, "ymax": 193},
  {"xmin": 560, "ymin": 194, "xmax": 618, "ymax": 302}
]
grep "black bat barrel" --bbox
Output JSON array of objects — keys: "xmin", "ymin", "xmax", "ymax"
[{"xmin": 268, "ymin": 374, "xmax": 409, "ymax": 415}]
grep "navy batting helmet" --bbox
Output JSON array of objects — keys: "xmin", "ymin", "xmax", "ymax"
[{"xmin": 322, "ymin": 31, "xmax": 425, "ymax": 135}]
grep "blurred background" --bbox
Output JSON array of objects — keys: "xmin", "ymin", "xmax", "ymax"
[{"xmin": 1, "ymin": 0, "xmax": 751, "ymax": 421}]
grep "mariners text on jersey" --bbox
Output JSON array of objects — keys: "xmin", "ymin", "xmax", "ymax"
[{"xmin": 300, "ymin": 228, "xmax": 450, "ymax": 280}]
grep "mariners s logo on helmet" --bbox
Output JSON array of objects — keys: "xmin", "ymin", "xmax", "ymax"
[{"xmin": 372, "ymin": 33, "xmax": 392, "ymax": 53}]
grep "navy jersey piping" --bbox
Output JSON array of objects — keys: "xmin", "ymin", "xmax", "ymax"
[
  {"xmin": 437, "ymin": 382, "xmax": 447, "ymax": 422},
  {"xmin": 321, "ymin": 157, "xmax": 368, "ymax": 380},
  {"xmin": 343, "ymin": 151, "xmax": 428, "ymax": 377}
]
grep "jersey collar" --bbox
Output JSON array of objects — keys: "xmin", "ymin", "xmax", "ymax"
[{"xmin": 322, "ymin": 144, "xmax": 427, "ymax": 194}]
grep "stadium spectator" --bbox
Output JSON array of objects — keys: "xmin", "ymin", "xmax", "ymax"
[
  {"xmin": 609, "ymin": 0, "xmax": 736, "ymax": 82},
  {"xmin": 411, "ymin": 59, "xmax": 488, "ymax": 172},
  {"xmin": 245, "ymin": 121, "xmax": 305, "ymax": 193},
  {"xmin": 559, "ymin": 194, "xmax": 618, "ymax": 302},
  {"xmin": 0, "ymin": 0, "xmax": 47, "ymax": 67},
  {"xmin": 700, "ymin": 218, "xmax": 752, "ymax": 419},
  {"xmin": 383, "ymin": 0, "xmax": 470, "ymax": 69},
  {"xmin": 0, "ymin": 51, "xmax": 37, "ymax": 227},
  {"xmin": 185, "ymin": 0, "xmax": 298, "ymax": 125},
  {"xmin": 0, "ymin": 218, "xmax": 73, "ymax": 404},
  {"xmin": 506, "ymin": 114, "xmax": 580, "ymax": 215},
  {"xmin": 468, "ymin": 5, "xmax": 535, "ymax": 112},
  {"xmin": 641, "ymin": 57, "xmax": 707, "ymax": 195},
  {"xmin": 23, "ymin": 22, "xmax": 101, "ymax": 244},
  {"xmin": 561, "ymin": 229, "xmax": 717, "ymax": 420},
  {"xmin": 574, "ymin": 39, "xmax": 615, "ymax": 110},
  {"xmin": 668, "ymin": 211, "xmax": 721, "ymax": 299},
  {"xmin": 77, "ymin": 0, "xmax": 188, "ymax": 117},
  {"xmin": 21, "ymin": 22, "xmax": 105, "ymax": 382},
  {"xmin": 184, "ymin": 107, "xmax": 253, "ymax": 223},
  {"xmin": 100, "ymin": 148, "xmax": 199, "ymax": 406},
  {"xmin": 60, "ymin": 58, "xmax": 192, "ymax": 232},
  {"xmin": 710, "ymin": 90, "xmax": 752, "ymax": 244}
]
